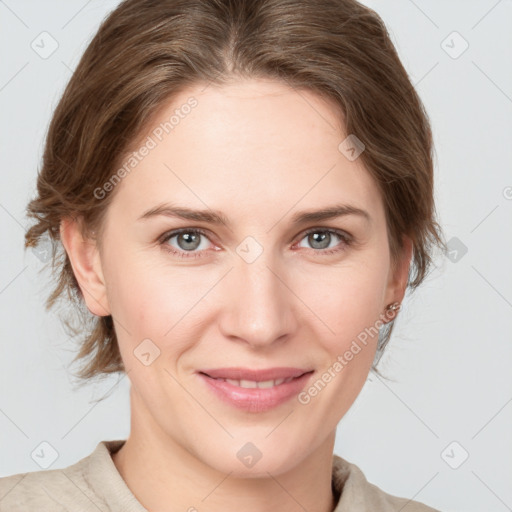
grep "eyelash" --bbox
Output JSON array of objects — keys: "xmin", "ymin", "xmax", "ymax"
[{"xmin": 158, "ymin": 227, "xmax": 352, "ymax": 259}]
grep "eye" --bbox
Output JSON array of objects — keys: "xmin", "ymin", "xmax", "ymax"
[
  {"xmin": 159, "ymin": 227, "xmax": 352, "ymax": 259},
  {"xmin": 159, "ymin": 228, "xmax": 214, "ymax": 258},
  {"xmin": 296, "ymin": 228, "xmax": 352, "ymax": 255}
]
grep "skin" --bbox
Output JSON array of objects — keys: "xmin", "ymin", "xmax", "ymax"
[{"xmin": 60, "ymin": 78, "xmax": 412, "ymax": 512}]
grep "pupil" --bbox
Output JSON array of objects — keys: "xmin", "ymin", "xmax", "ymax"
[
  {"xmin": 310, "ymin": 232, "xmax": 329, "ymax": 249},
  {"xmin": 178, "ymin": 232, "xmax": 200, "ymax": 250}
]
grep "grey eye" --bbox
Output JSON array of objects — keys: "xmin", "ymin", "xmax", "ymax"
[
  {"xmin": 307, "ymin": 232, "xmax": 331, "ymax": 249},
  {"xmin": 176, "ymin": 232, "xmax": 202, "ymax": 251},
  {"xmin": 165, "ymin": 230, "xmax": 210, "ymax": 252},
  {"xmin": 298, "ymin": 230, "xmax": 343, "ymax": 251}
]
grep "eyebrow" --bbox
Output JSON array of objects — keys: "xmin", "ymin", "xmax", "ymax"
[{"xmin": 137, "ymin": 203, "xmax": 371, "ymax": 226}]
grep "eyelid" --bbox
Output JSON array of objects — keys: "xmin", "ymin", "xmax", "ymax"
[
  {"xmin": 291, "ymin": 227, "xmax": 353, "ymax": 255},
  {"xmin": 159, "ymin": 226, "xmax": 352, "ymax": 258},
  {"xmin": 297, "ymin": 226, "xmax": 352, "ymax": 243},
  {"xmin": 159, "ymin": 227, "xmax": 216, "ymax": 248}
]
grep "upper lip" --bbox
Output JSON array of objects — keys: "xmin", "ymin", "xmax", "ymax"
[{"xmin": 199, "ymin": 367, "xmax": 313, "ymax": 381}]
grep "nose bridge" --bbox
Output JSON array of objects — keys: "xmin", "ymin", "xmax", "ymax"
[{"xmin": 220, "ymin": 239, "xmax": 295, "ymax": 347}]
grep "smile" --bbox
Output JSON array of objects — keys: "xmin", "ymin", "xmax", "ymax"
[
  {"xmin": 197, "ymin": 370, "xmax": 314, "ymax": 413},
  {"xmin": 211, "ymin": 376, "xmax": 296, "ymax": 388}
]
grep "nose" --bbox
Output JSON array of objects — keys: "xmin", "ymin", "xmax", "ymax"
[{"xmin": 218, "ymin": 247, "xmax": 298, "ymax": 350}]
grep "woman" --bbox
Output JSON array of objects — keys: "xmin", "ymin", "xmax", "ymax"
[{"xmin": 0, "ymin": 0, "xmax": 444, "ymax": 510}]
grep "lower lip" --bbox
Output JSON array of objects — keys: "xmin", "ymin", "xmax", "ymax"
[{"xmin": 198, "ymin": 372, "xmax": 314, "ymax": 413}]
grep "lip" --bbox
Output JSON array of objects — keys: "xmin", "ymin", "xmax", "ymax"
[
  {"xmin": 198, "ymin": 367, "xmax": 311, "ymax": 381},
  {"xmin": 197, "ymin": 367, "xmax": 314, "ymax": 413}
]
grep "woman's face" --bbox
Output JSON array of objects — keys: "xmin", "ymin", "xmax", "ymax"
[{"xmin": 79, "ymin": 78, "xmax": 409, "ymax": 475}]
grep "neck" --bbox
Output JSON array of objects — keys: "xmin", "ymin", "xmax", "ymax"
[{"xmin": 112, "ymin": 390, "xmax": 338, "ymax": 512}]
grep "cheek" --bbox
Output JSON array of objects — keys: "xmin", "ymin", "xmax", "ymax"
[
  {"xmin": 299, "ymin": 257, "xmax": 390, "ymax": 345},
  {"xmin": 101, "ymin": 248, "xmax": 167, "ymax": 336},
  {"xmin": 102, "ymin": 249, "xmax": 208, "ymax": 357},
  {"xmin": 103, "ymin": 228, "xmax": 390, "ymax": 362},
  {"xmin": 297, "ymin": 261, "xmax": 389, "ymax": 414}
]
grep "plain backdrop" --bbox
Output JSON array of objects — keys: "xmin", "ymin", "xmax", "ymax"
[{"xmin": 1, "ymin": 1, "xmax": 511, "ymax": 511}]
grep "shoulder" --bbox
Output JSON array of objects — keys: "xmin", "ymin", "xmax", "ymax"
[
  {"xmin": 0, "ymin": 440, "xmax": 127, "ymax": 512},
  {"xmin": 0, "ymin": 457, "xmax": 95, "ymax": 511},
  {"xmin": 332, "ymin": 454, "xmax": 442, "ymax": 512}
]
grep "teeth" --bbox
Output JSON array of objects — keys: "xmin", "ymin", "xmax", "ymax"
[
  {"xmin": 240, "ymin": 379, "xmax": 258, "ymax": 388},
  {"xmin": 258, "ymin": 379, "xmax": 278, "ymax": 388},
  {"xmin": 222, "ymin": 377, "xmax": 294, "ymax": 388},
  {"xmin": 220, "ymin": 377, "xmax": 293, "ymax": 389}
]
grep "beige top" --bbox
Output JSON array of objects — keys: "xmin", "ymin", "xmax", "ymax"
[{"xmin": 0, "ymin": 439, "xmax": 440, "ymax": 511}]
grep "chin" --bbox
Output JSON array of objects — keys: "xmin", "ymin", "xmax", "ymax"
[{"xmin": 197, "ymin": 441, "xmax": 303, "ymax": 478}]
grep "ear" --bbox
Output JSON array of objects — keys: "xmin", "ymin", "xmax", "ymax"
[
  {"xmin": 383, "ymin": 235, "xmax": 413, "ymax": 316},
  {"xmin": 59, "ymin": 217, "xmax": 111, "ymax": 317}
]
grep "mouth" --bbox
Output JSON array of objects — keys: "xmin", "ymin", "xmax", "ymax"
[
  {"xmin": 197, "ymin": 367, "xmax": 315, "ymax": 412},
  {"xmin": 200, "ymin": 374, "xmax": 302, "ymax": 389}
]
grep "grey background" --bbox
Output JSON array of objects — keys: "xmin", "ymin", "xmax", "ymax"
[{"xmin": 1, "ymin": 1, "xmax": 511, "ymax": 511}]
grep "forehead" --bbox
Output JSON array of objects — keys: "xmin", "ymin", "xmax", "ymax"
[{"xmin": 110, "ymin": 78, "xmax": 383, "ymax": 223}]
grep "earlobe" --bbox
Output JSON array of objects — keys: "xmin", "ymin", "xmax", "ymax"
[
  {"xmin": 383, "ymin": 236, "xmax": 413, "ymax": 322},
  {"xmin": 59, "ymin": 217, "xmax": 111, "ymax": 317}
]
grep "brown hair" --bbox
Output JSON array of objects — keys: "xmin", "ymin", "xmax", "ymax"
[{"xmin": 24, "ymin": 0, "xmax": 444, "ymax": 384}]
